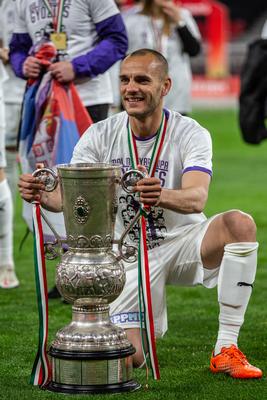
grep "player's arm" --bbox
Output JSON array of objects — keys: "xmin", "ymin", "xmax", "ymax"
[
  {"xmin": 9, "ymin": 33, "xmax": 33, "ymax": 79},
  {"xmin": 18, "ymin": 174, "xmax": 63, "ymax": 212},
  {"xmin": 136, "ymin": 170, "xmax": 210, "ymax": 213},
  {"xmin": 71, "ymin": 14, "xmax": 128, "ymax": 78},
  {"xmin": 159, "ymin": 170, "xmax": 210, "ymax": 213}
]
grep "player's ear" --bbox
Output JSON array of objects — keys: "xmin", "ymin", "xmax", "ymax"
[{"xmin": 161, "ymin": 77, "xmax": 172, "ymax": 97}]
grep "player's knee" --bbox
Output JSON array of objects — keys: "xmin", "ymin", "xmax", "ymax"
[{"xmin": 222, "ymin": 210, "xmax": 256, "ymax": 242}]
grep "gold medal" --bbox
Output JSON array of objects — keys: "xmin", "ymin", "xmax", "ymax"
[{"xmin": 50, "ymin": 32, "xmax": 67, "ymax": 50}]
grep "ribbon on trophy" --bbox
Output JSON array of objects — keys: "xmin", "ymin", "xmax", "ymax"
[
  {"xmin": 127, "ymin": 110, "xmax": 168, "ymax": 380},
  {"xmin": 30, "ymin": 202, "xmax": 51, "ymax": 387}
]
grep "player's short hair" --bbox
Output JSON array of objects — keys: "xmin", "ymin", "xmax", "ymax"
[{"xmin": 125, "ymin": 48, "xmax": 169, "ymax": 79}]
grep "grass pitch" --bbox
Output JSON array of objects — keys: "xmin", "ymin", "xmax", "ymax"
[{"xmin": 1, "ymin": 109, "xmax": 267, "ymax": 399}]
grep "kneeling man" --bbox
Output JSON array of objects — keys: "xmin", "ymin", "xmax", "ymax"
[{"xmin": 18, "ymin": 49, "xmax": 262, "ymax": 379}]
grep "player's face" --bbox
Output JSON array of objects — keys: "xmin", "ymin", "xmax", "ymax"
[{"xmin": 120, "ymin": 54, "xmax": 170, "ymax": 119}]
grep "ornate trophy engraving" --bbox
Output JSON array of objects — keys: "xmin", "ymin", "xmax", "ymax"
[{"xmin": 33, "ymin": 163, "xmax": 145, "ymax": 394}]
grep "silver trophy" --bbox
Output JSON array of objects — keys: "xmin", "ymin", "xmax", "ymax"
[{"xmin": 32, "ymin": 163, "xmax": 145, "ymax": 394}]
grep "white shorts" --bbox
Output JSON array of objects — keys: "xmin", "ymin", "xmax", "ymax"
[{"xmin": 110, "ymin": 216, "xmax": 219, "ymax": 337}]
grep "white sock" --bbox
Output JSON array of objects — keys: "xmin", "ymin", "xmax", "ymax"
[
  {"xmin": 0, "ymin": 179, "xmax": 14, "ymax": 267},
  {"xmin": 214, "ymin": 242, "xmax": 258, "ymax": 355}
]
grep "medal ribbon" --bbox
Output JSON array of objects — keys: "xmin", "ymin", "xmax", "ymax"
[
  {"xmin": 42, "ymin": 0, "xmax": 66, "ymax": 33},
  {"xmin": 30, "ymin": 202, "xmax": 51, "ymax": 387},
  {"xmin": 127, "ymin": 111, "xmax": 168, "ymax": 380}
]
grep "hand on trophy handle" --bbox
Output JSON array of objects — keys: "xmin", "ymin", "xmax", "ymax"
[
  {"xmin": 120, "ymin": 168, "xmax": 147, "ymax": 194},
  {"xmin": 32, "ymin": 164, "xmax": 66, "ymax": 258},
  {"xmin": 134, "ymin": 165, "xmax": 162, "ymax": 207},
  {"xmin": 32, "ymin": 164, "xmax": 58, "ymax": 192},
  {"xmin": 18, "ymin": 163, "xmax": 63, "ymax": 212}
]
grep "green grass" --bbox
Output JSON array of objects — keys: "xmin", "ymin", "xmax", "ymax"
[{"xmin": 1, "ymin": 109, "xmax": 267, "ymax": 399}]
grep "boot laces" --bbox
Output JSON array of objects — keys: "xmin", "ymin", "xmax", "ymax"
[{"xmin": 224, "ymin": 346, "xmax": 248, "ymax": 365}]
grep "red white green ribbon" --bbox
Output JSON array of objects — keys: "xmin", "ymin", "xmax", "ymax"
[
  {"xmin": 127, "ymin": 111, "xmax": 168, "ymax": 380},
  {"xmin": 30, "ymin": 202, "xmax": 51, "ymax": 387},
  {"xmin": 42, "ymin": 0, "xmax": 66, "ymax": 32}
]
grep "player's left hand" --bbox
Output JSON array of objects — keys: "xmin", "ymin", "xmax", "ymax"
[
  {"xmin": 134, "ymin": 165, "xmax": 162, "ymax": 207},
  {"xmin": 49, "ymin": 61, "xmax": 75, "ymax": 83}
]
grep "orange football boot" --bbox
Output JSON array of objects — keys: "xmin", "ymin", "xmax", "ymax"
[{"xmin": 210, "ymin": 345, "xmax": 262, "ymax": 379}]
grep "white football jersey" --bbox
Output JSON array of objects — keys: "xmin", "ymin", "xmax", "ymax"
[{"xmin": 71, "ymin": 110, "xmax": 212, "ymax": 249}]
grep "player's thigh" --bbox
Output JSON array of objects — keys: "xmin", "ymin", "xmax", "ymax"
[{"xmin": 166, "ymin": 218, "xmax": 219, "ymax": 287}]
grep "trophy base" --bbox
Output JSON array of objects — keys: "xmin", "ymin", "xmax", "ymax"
[
  {"xmin": 46, "ymin": 380, "xmax": 141, "ymax": 394},
  {"xmin": 47, "ymin": 346, "xmax": 141, "ymax": 394}
]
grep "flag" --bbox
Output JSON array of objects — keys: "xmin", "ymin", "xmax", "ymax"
[{"xmin": 19, "ymin": 41, "xmax": 92, "ymax": 172}]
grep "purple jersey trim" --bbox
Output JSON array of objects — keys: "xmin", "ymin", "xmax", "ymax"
[
  {"xmin": 134, "ymin": 131, "xmax": 158, "ymax": 141},
  {"xmin": 9, "ymin": 33, "xmax": 33, "ymax": 79},
  {"xmin": 131, "ymin": 109, "xmax": 170, "ymax": 142},
  {"xmin": 183, "ymin": 166, "xmax": 212, "ymax": 176},
  {"xmin": 71, "ymin": 14, "xmax": 128, "ymax": 78}
]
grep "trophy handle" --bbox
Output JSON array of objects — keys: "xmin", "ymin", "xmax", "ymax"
[
  {"xmin": 117, "ymin": 210, "xmax": 141, "ymax": 263},
  {"xmin": 120, "ymin": 169, "xmax": 146, "ymax": 193},
  {"xmin": 32, "ymin": 167, "xmax": 58, "ymax": 192},
  {"xmin": 32, "ymin": 167, "xmax": 65, "ymax": 259},
  {"xmin": 117, "ymin": 169, "xmax": 146, "ymax": 263}
]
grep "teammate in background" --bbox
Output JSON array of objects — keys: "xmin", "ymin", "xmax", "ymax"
[
  {"xmin": 9, "ymin": 0, "xmax": 128, "ymax": 298},
  {"xmin": 18, "ymin": 49, "xmax": 262, "ymax": 379},
  {"xmin": 0, "ymin": 59, "xmax": 19, "ymax": 289},
  {"xmin": 9, "ymin": 0, "xmax": 128, "ymax": 122}
]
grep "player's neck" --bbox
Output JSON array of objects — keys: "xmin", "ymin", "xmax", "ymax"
[{"xmin": 129, "ymin": 110, "xmax": 163, "ymax": 139}]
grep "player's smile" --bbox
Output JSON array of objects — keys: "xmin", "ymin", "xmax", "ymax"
[{"xmin": 124, "ymin": 95, "xmax": 146, "ymax": 107}]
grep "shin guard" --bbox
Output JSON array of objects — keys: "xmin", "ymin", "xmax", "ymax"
[{"xmin": 218, "ymin": 242, "xmax": 258, "ymax": 308}]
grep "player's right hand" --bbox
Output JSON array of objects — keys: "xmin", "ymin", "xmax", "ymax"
[
  {"xmin": 22, "ymin": 56, "xmax": 42, "ymax": 79},
  {"xmin": 18, "ymin": 173, "xmax": 45, "ymax": 203}
]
